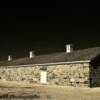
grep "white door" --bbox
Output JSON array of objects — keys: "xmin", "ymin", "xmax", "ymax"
[{"xmin": 40, "ymin": 71, "xmax": 47, "ymax": 84}]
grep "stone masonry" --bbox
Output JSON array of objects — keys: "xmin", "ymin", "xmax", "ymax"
[
  {"xmin": 0, "ymin": 62, "xmax": 90, "ymax": 87},
  {"xmin": 47, "ymin": 63, "xmax": 90, "ymax": 87}
]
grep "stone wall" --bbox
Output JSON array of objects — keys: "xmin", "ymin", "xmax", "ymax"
[
  {"xmin": 0, "ymin": 66, "xmax": 41, "ymax": 83},
  {"xmin": 47, "ymin": 63, "xmax": 90, "ymax": 87},
  {"xmin": 0, "ymin": 62, "xmax": 90, "ymax": 87}
]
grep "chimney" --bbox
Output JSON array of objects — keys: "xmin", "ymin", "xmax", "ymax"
[
  {"xmin": 65, "ymin": 44, "xmax": 73, "ymax": 53},
  {"xmin": 29, "ymin": 51, "xmax": 35, "ymax": 58},
  {"xmin": 8, "ymin": 55, "xmax": 12, "ymax": 61}
]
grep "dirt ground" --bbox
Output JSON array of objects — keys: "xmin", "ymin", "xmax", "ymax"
[{"xmin": 0, "ymin": 81, "xmax": 100, "ymax": 100}]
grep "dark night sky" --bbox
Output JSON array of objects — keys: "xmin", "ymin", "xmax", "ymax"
[{"xmin": 0, "ymin": 1, "xmax": 100, "ymax": 60}]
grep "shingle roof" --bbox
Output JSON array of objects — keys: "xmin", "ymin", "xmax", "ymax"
[{"xmin": 0, "ymin": 46, "xmax": 100, "ymax": 66}]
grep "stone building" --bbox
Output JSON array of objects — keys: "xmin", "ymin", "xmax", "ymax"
[{"xmin": 0, "ymin": 45, "xmax": 100, "ymax": 87}]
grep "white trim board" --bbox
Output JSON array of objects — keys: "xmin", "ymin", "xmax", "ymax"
[{"xmin": 5, "ymin": 60, "xmax": 90, "ymax": 68}]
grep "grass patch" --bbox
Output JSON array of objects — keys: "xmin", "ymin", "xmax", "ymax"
[{"xmin": 0, "ymin": 81, "xmax": 100, "ymax": 100}]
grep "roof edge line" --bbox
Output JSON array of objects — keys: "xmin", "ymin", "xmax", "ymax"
[
  {"xmin": 6, "ymin": 60, "xmax": 90, "ymax": 67},
  {"xmin": 34, "ymin": 60, "xmax": 90, "ymax": 66}
]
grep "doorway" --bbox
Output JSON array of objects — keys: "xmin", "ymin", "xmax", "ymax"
[{"xmin": 40, "ymin": 70, "xmax": 47, "ymax": 84}]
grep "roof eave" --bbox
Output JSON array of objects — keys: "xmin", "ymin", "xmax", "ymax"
[{"xmin": 6, "ymin": 60, "xmax": 90, "ymax": 67}]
